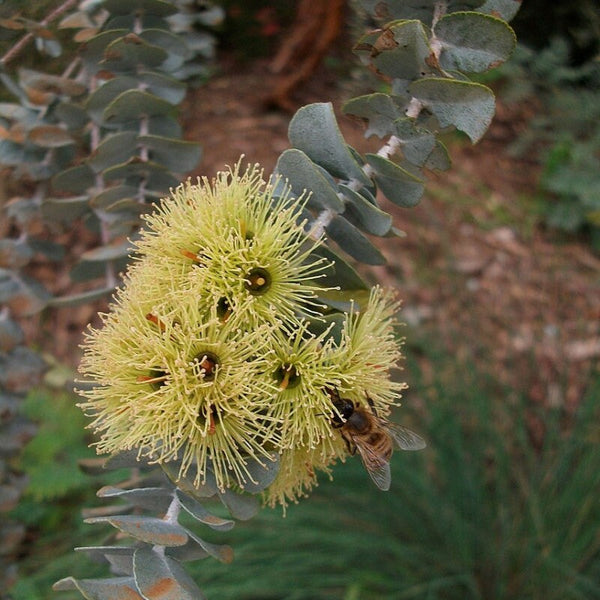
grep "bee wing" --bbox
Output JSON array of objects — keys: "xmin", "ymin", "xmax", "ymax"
[
  {"xmin": 354, "ymin": 441, "xmax": 392, "ymax": 491},
  {"xmin": 385, "ymin": 421, "xmax": 427, "ymax": 451}
]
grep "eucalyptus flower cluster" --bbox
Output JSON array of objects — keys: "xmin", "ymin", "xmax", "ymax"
[{"xmin": 79, "ymin": 162, "xmax": 406, "ymax": 507}]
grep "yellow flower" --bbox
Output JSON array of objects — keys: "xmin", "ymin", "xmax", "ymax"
[
  {"xmin": 132, "ymin": 161, "xmax": 331, "ymax": 327},
  {"xmin": 79, "ymin": 289, "xmax": 281, "ymax": 491},
  {"xmin": 77, "ymin": 157, "xmax": 414, "ymax": 505}
]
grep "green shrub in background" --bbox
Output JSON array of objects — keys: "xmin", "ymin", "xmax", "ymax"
[{"xmin": 498, "ymin": 39, "xmax": 600, "ymax": 247}]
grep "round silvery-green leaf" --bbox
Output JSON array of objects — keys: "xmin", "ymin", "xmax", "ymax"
[
  {"xmin": 343, "ymin": 93, "xmax": 407, "ymax": 139},
  {"xmin": 85, "ymin": 515, "xmax": 188, "ymax": 547},
  {"xmin": 435, "ymin": 12, "xmax": 516, "ymax": 73},
  {"xmin": 0, "ymin": 275, "xmax": 51, "ymax": 317},
  {"xmin": 97, "ymin": 486, "xmax": 174, "ymax": 512},
  {"xmin": 103, "ymin": 89, "xmax": 175, "ymax": 123},
  {"xmin": 0, "ymin": 346, "xmax": 47, "ymax": 392},
  {"xmin": 53, "ymin": 576, "xmax": 141, "ymax": 599},
  {"xmin": 409, "ymin": 77, "xmax": 495, "ymax": 143},
  {"xmin": 288, "ymin": 103, "xmax": 370, "ymax": 185},
  {"xmin": 365, "ymin": 153, "xmax": 425, "ymax": 207},
  {"xmin": 138, "ymin": 71, "xmax": 187, "ymax": 104},
  {"xmin": 479, "ymin": 0, "xmax": 521, "ymax": 21},
  {"xmin": 52, "ymin": 164, "xmax": 95, "ymax": 194},
  {"xmin": 48, "ymin": 287, "xmax": 115, "ymax": 307},
  {"xmin": 54, "ymin": 101, "xmax": 89, "ymax": 130},
  {"xmin": 393, "ymin": 119, "xmax": 437, "ymax": 166},
  {"xmin": 275, "ymin": 149, "xmax": 344, "ymax": 212},
  {"xmin": 360, "ymin": 0, "xmax": 485, "ymax": 23},
  {"xmin": 425, "ymin": 140, "xmax": 451, "ymax": 171},
  {"xmin": 309, "ymin": 245, "xmax": 368, "ymax": 290},
  {"xmin": 238, "ymin": 452, "xmax": 280, "ymax": 493},
  {"xmin": 0, "ymin": 239, "xmax": 34, "ymax": 268},
  {"xmin": 356, "ymin": 20, "xmax": 431, "ymax": 81},
  {"xmin": 338, "ymin": 184, "xmax": 392, "ymax": 236},
  {"xmin": 176, "ymin": 489, "xmax": 235, "ymax": 531},
  {"xmin": 326, "ymin": 215, "xmax": 386, "ymax": 265},
  {"xmin": 139, "ymin": 135, "xmax": 201, "ymax": 173},
  {"xmin": 27, "ymin": 125, "xmax": 73, "ymax": 148},
  {"xmin": 103, "ymin": 35, "xmax": 169, "ymax": 73},
  {"xmin": 86, "ymin": 77, "xmax": 138, "ymax": 124},
  {"xmin": 0, "ymin": 318, "xmax": 24, "ymax": 352},
  {"xmin": 79, "ymin": 29, "xmax": 129, "ymax": 71},
  {"xmin": 102, "ymin": 0, "xmax": 178, "ymax": 17},
  {"xmin": 88, "ymin": 132, "xmax": 139, "ymax": 173},
  {"xmin": 217, "ymin": 488, "xmax": 259, "ymax": 521},
  {"xmin": 102, "ymin": 159, "xmax": 170, "ymax": 183},
  {"xmin": 185, "ymin": 529, "xmax": 234, "ymax": 564},
  {"xmin": 81, "ymin": 240, "xmax": 132, "ymax": 262},
  {"xmin": 133, "ymin": 547, "xmax": 205, "ymax": 600},
  {"xmin": 306, "ymin": 312, "xmax": 346, "ymax": 345},
  {"xmin": 141, "ymin": 29, "xmax": 191, "ymax": 70},
  {"xmin": 18, "ymin": 68, "xmax": 87, "ymax": 98}
]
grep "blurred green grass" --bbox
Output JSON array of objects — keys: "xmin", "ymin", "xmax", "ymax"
[{"xmin": 9, "ymin": 349, "xmax": 600, "ymax": 600}]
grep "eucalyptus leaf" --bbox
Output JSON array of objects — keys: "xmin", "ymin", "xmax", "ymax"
[
  {"xmin": 355, "ymin": 20, "xmax": 431, "ymax": 81},
  {"xmin": 309, "ymin": 245, "xmax": 368, "ymax": 290},
  {"xmin": 88, "ymin": 131, "xmax": 139, "ymax": 173},
  {"xmin": 288, "ymin": 103, "xmax": 370, "ymax": 185},
  {"xmin": 343, "ymin": 93, "xmax": 407, "ymax": 138},
  {"xmin": 102, "ymin": 0, "xmax": 178, "ymax": 18},
  {"xmin": 239, "ymin": 452, "xmax": 280, "ymax": 493},
  {"xmin": 54, "ymin": 101, "xmax": 89, "ymax": 130},
  {"xmin": 138, "ymin": 71, "xmax": 187, "ymax": 104},
  {"xmin": 86, "ymin": 77, "xmax": 138, "ymax": 124},
  {"xmin": 0, "ymin": 239, "xmax": 34, "ymax": 269},
  {"xmin": 18, "ymin": 68, "xmax": 87, "ymax": 98},
  {"xmin": 326, "ymin": 215, "xmax": 386, "ymax": 265},
  {"xmin": 185, "ymin": 529, "xmax": 234, "ymax": 564},
  {"xmin": 103, "ymin": 89, "xmax": 175, "ymax": 123},
  {"xmin": 139, "ymin": 135, "xmax": 202, "ymax": 173},
  {"xmin": 79, "ymin": 29, "xmax": 130, "ymax": 71},
  {"xmin": 84, "ymin": 515, "xmax": 188, "ymax": 547},
  {"xmin": 0, "ymin": 318, "xmax": 24, "ymax": 352},
  {"xmin": 133, "ymin": 547, "xmax": 205, "ymax": 600},
  {"xmin": 435, "ymin": 11, "xmax": 516, "ymax": 73},
  {"xmin": 409, "ymin": 77, "xmax": 495, "ymax": 143},
  {"xmin": 52, "ymin": 164, "xmax": 95, "ymax": 194},
  {"xmin": 81, "ymin": 240, "xmax": 132, "ymax": 262},
  {"xmin": 365, "ymin": 154, "xmax": 425, "ymax": 207},
  {"xmin": 52, "ymin": 576, "xmax": 142, "ymax": 599},
  {"xmin": 479, "ymin": 0, "xmax": 521, "ymax": 21},
  {"xmin": 103, "ymin": 35, "xmax": 169, "ymax": 72},
  {"xmin": 176, "ymin": 489, "xmax": 235, "ymax": 531},
  {"xmin": 425, "ymin": 140, "xmax": 451, "ymax": 171},
  {"xmin": 306, "ymin": 313, "xmax": 346, "ymax": 344},
  {"xmin": 217, "ymin": 488, "xmax": 259, "ymax": 521},
  {"xmin": 393, "ymin": 119, "xmax": 436, "ymax": 166},
  {"xmin": 48, "ymin": 287, "xmax": 115, "ymax": 307},
  {"xmin": 97, "ymin": 486, "xmax": 174, "ymax": 511},
  {"xmin": 338, "ymin": 184, "xmax": 392, "ymax": 236},
  {"xmin": 275, "ymin": 149, "xmax": 344, "ymax": 212},
  {"xmin": 27, "ymin": 125, "xmax": 74, "ymax": 148},
  {"xmin": 359, "ymin": 0, "xmax": 485, "ymax": 24}
]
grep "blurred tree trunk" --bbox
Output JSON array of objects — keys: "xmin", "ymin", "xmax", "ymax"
[{"xmin": 267, "ymin": 0, "xmax": 346, "ymax": 111}]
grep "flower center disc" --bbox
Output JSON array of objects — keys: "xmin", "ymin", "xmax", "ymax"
[
  {"xmin": 194, "ymin": 351, "xmax": 219, "ymax": 381},
  {"xmin": 245, "ymin": 267, "xmax": 272, "ymax": 296},
  {"xmin": 276, "ymin": 363, "xmax": 301, "ymax": 390}
]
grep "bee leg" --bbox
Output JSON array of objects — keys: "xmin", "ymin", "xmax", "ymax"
[
  {"xmin": 341, "ymin": 433, "xmax": 356, "ymax": 455},
  {"xmin": 366, "ymin": 395, "xmax": 379, "ymax": 417}
]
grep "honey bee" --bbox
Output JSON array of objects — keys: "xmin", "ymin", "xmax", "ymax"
[{"xmin": 329, "ymin": 389, "xmax": 426, "ymax": 491}]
